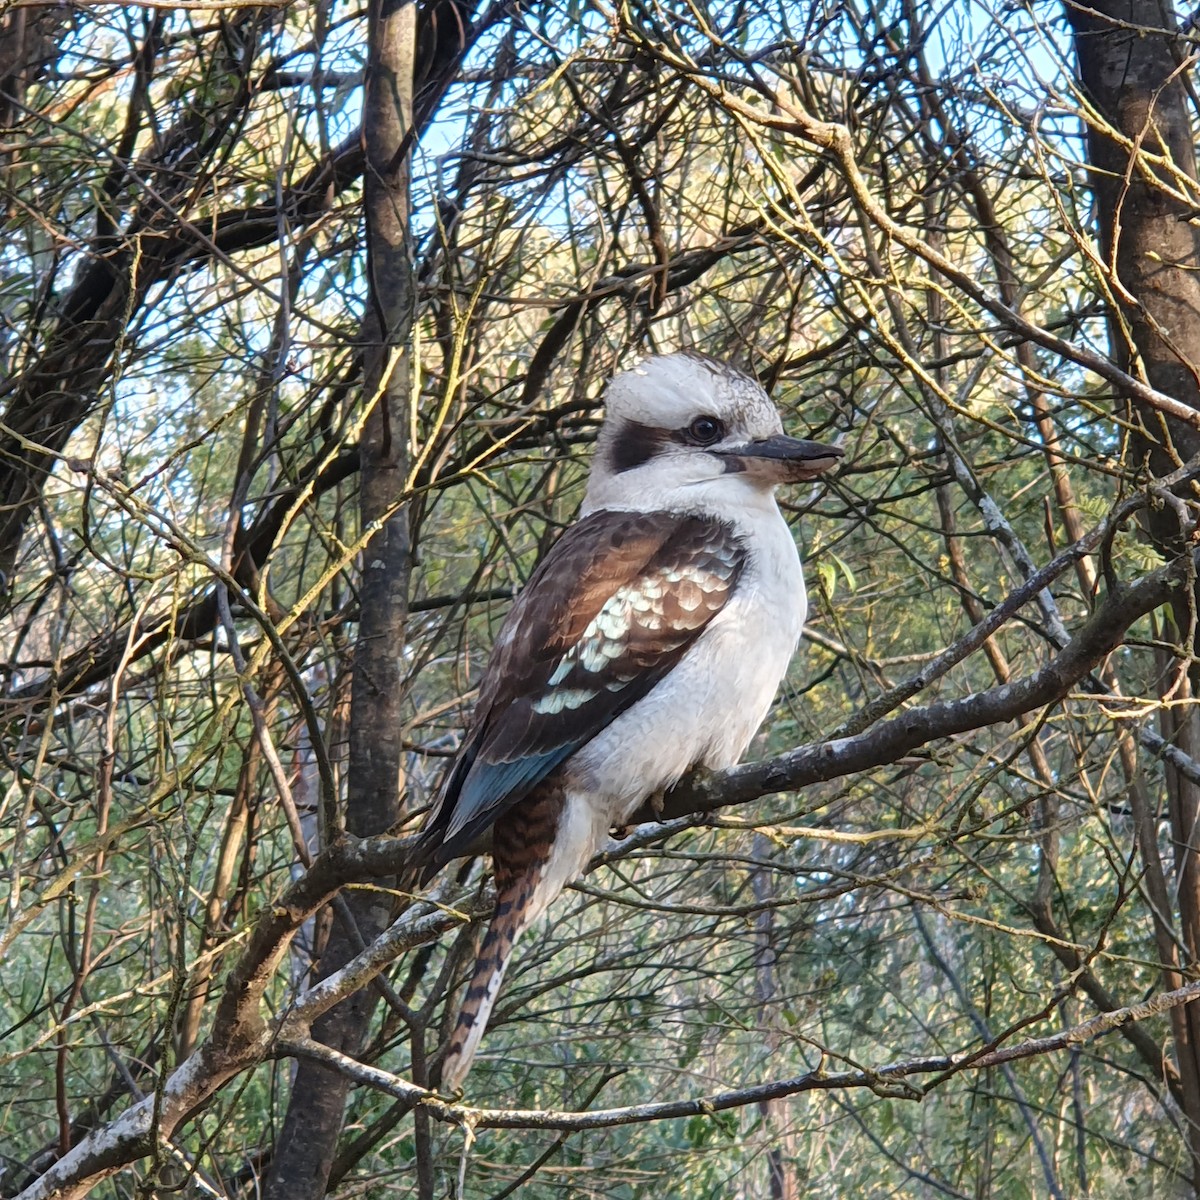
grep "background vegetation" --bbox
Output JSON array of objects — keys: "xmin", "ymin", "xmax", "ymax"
[{"xmin": 3, "ymin": 0, "xmax": 1200, "ymax": 1196}]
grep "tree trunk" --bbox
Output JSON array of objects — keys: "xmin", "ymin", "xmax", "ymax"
[
  {"xmin": 262, "ymin": 3, "xmax": 416, "ymax": 1196},
  {"xmin": 1065, "ymin": 0, "xmax": 1200, "ymax": 1190}
]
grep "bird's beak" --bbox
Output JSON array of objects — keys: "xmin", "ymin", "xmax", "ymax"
[{"xmin": 716, "ymin": 435, "xmax": 844, "ymax": 484}]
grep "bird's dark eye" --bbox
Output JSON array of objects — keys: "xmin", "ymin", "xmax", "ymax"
[{"xmin": 686, "ymin": 415, "xmax": 725, "ymax": 445}]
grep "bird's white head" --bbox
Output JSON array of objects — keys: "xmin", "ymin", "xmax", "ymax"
[{"xmin": 583, "ymin": 351, "xmax": 842, "ymax": 517}]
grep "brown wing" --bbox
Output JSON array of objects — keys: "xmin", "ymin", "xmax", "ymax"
[{"xmin": 421, "ymin": 509, "xmax": 746, "ymax": 864}]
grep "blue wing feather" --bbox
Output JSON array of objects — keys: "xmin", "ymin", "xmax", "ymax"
[{"xmin": 444, "ymin": 748, "xmax": 576, "ymax": 845}]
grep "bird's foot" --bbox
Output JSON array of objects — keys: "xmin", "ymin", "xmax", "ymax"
[{"xmin": 611, "ymin": 790, "xmax": 667, "ymax": 840}]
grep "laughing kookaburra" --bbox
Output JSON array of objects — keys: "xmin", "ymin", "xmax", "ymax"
[{"xmin": 419, "ymin": 351, "xmax": 842, "ymax": 1090}]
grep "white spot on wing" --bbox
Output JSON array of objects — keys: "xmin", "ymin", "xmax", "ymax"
[
  {"xmin": 676, "ymin": 582, "xmax": 702, "ymax": 612},
  {"xmin": 532, "ymin": 687, "xmax": 595, "ymax": 715}
]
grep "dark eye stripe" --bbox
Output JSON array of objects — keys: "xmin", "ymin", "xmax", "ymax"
[{"xmin": 608, "ymin": 421, "xmax": 670, "ymax": 473}]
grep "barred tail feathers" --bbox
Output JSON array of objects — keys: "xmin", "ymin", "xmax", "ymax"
[
  {"xmin": 438, "ymin": 783, "xmax": 575, "ymax": 1092},
  {"xmin": 439, "ymin": 874, "xmax": 536, "ymax": 1092}
]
